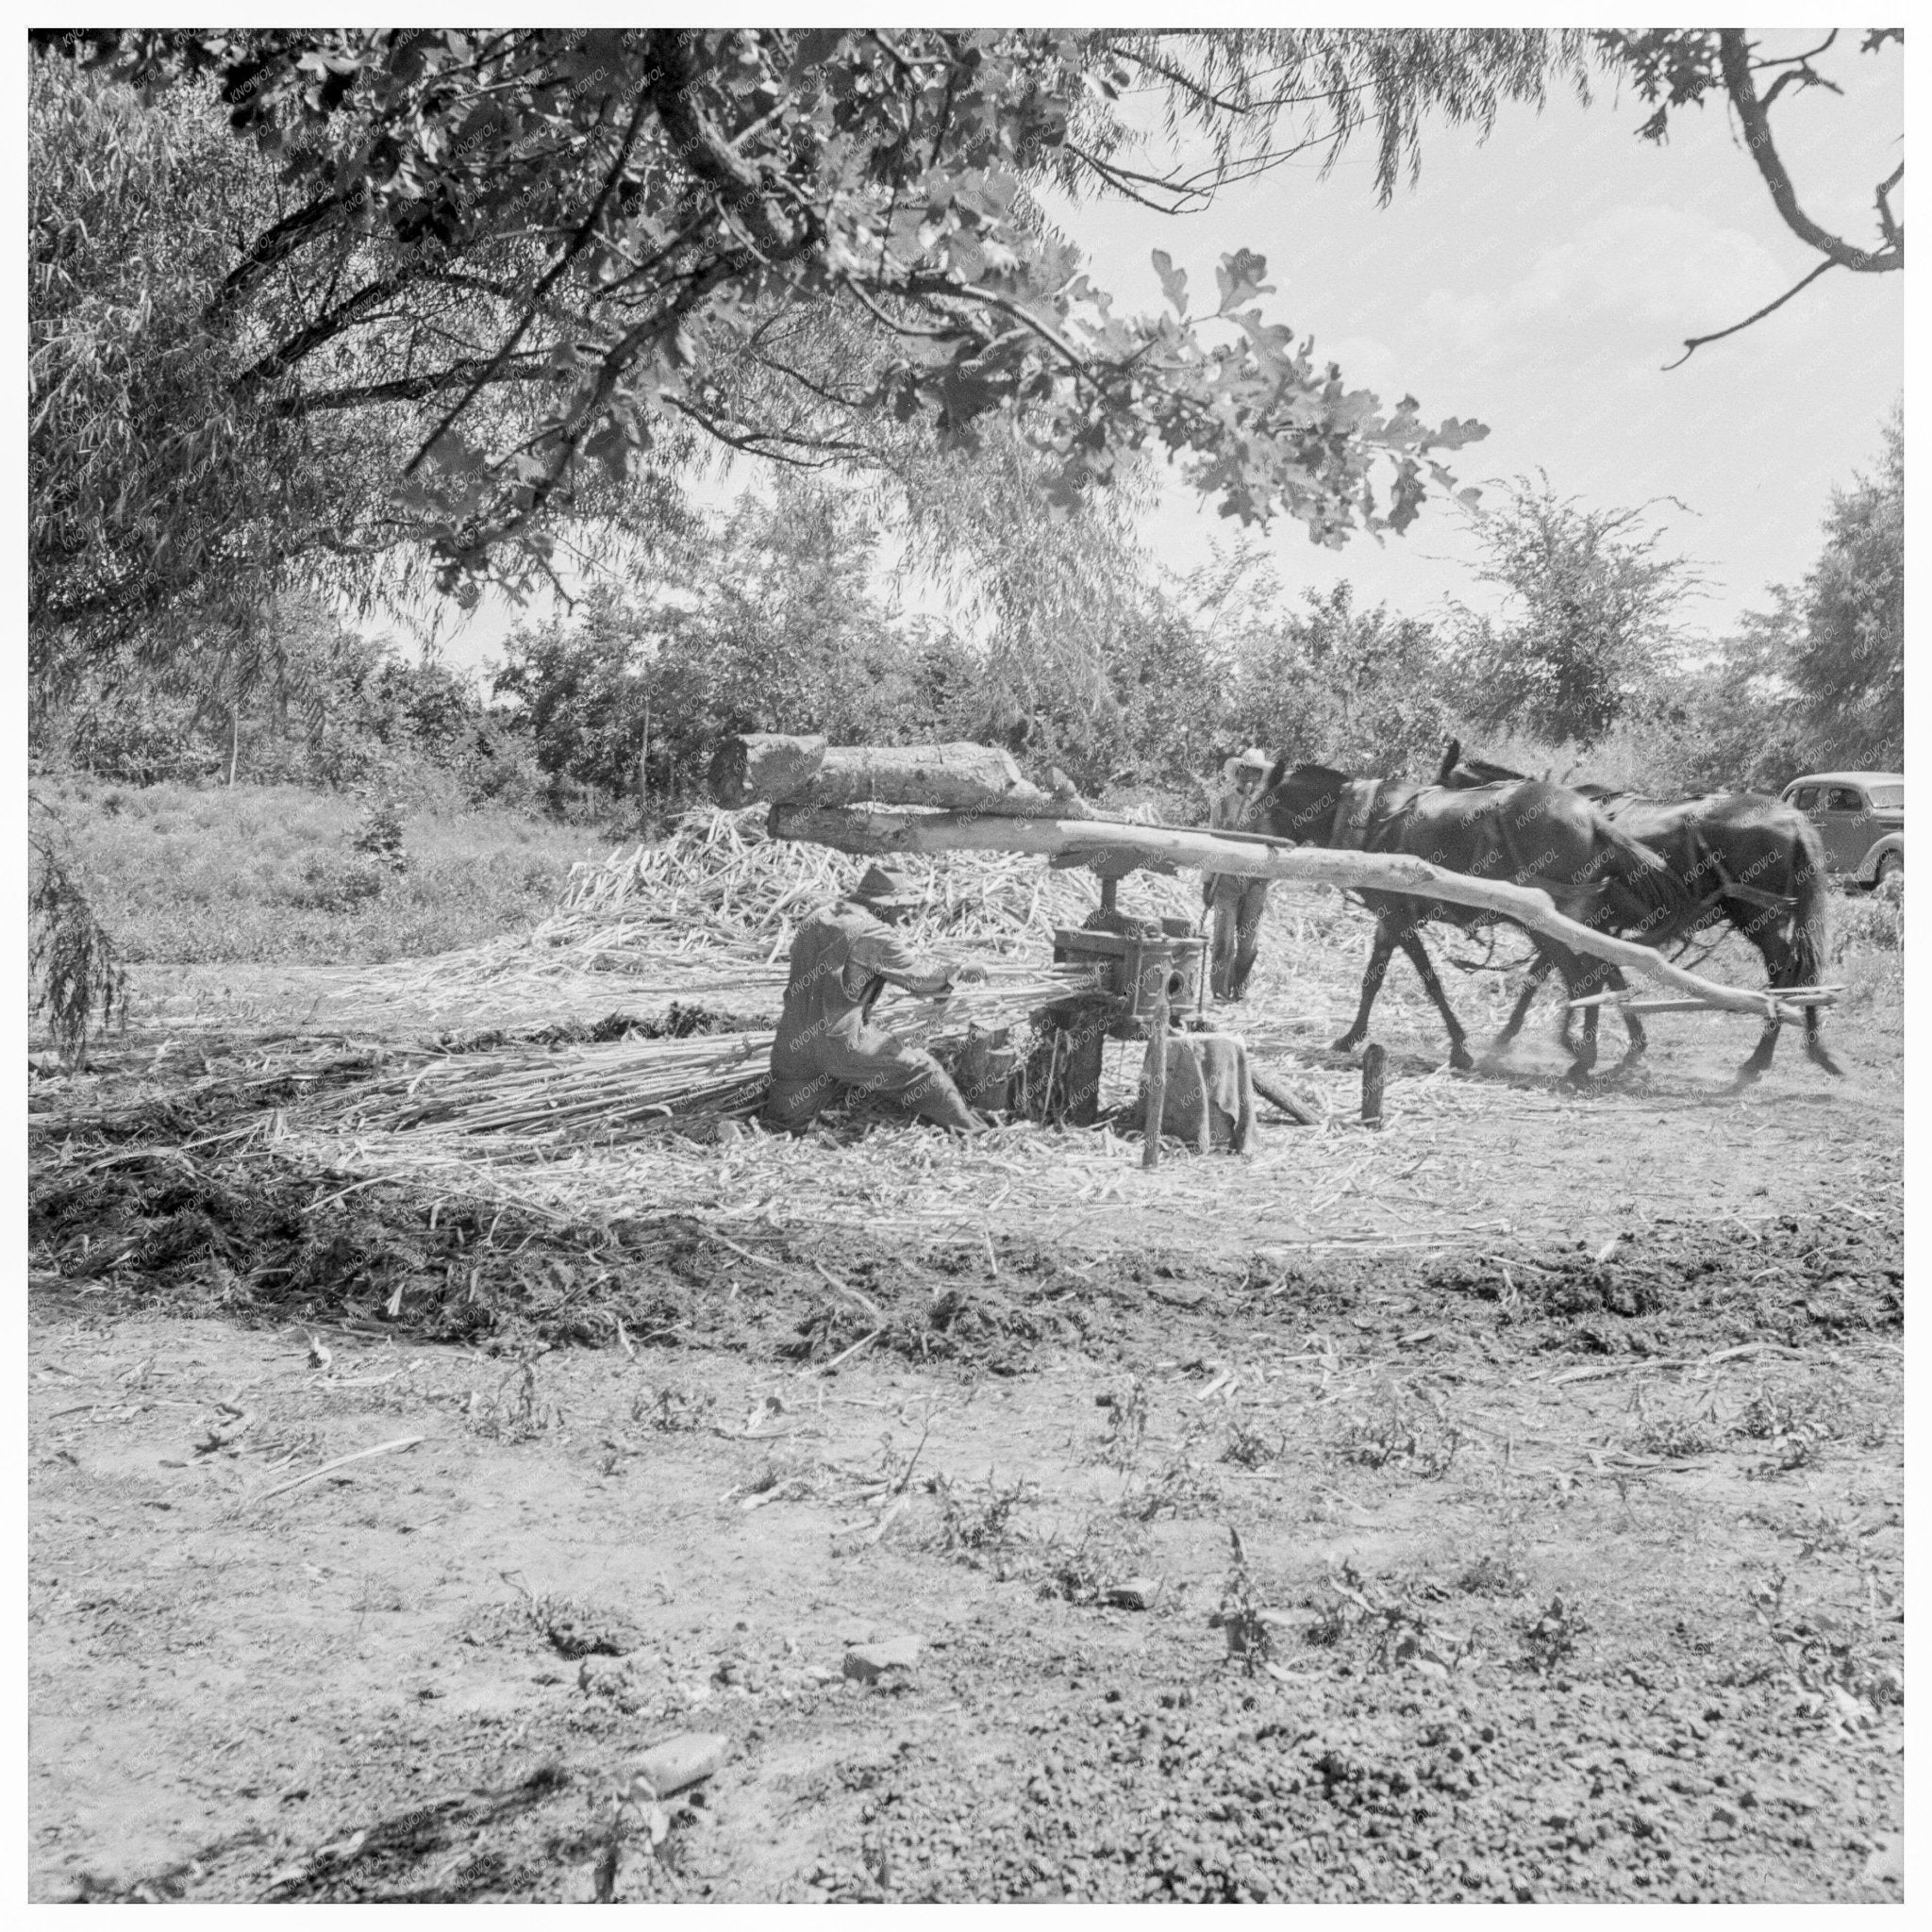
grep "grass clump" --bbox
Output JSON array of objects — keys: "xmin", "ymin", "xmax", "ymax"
[{"xmin": 29, "ymin": 773, "xmax": 607, "ymax": 964}]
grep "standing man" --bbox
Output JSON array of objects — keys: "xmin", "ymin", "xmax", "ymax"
[
  {"xmin": 1204, "ymin": 747, "xmax": 1274, "ymax": 1001},
  {"xmin": 764, "ymin": 865, "xmax": 991, "ymax": 1135}
]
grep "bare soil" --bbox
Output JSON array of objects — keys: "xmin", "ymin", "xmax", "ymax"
[{"xmin": 28, "ymin": 908, "xmax": 1905, "ymax": 1904}]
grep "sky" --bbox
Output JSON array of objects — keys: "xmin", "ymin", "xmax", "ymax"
[{"xmin": 410, "ymin": 30, "xmax": 1902, "ymax": 675}]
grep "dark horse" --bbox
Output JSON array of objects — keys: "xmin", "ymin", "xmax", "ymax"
[
  {"xmin": 1435, "ymin": 741, "xmax": 1841, "ymax": 1082},
  {"xmin": 1250, "ymin": 758, "xmax": 1692, "ymax": 1083}
]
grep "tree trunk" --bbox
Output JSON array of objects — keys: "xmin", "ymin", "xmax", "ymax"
[
  {"xmin": 228, "ymin": 699, "xmax": 241, "ymax": 788},
  {"xmin": 638, "ymin": 699, "xmax": 650, "ymax": 818},
  {"xmin": 708, "ymin": 733, "xmax": 1091, "ymax": 818},
  {"xmin": 769, "ymin": 803, "xmax": 1814, "ymax": 1025}
]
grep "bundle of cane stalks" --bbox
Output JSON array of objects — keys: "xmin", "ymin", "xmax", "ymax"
[{"xmin": 302, "ymin": 963, "xmax": 1101, "ymax": 1155}]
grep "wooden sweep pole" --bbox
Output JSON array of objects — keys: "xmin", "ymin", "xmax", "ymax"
[{"xmin": 769, "ymin": 803, "xmax": 1812, "ymax": 1025}]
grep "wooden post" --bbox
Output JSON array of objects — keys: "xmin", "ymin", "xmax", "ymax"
[
  {"xmin": 638, "ymin": 698, "xmax": 650, "ymax": 820},
  {"xmin": 1142, "ymin": 984, "xmax": 1170, "ymax": 1169},
  {"xmin": 1360, "ymin": 1042, "xmax": 1386, "ymax": 1127}
]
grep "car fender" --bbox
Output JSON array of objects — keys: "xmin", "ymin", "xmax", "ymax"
[{"xmin": 1860, "ymin": 833, "xmax": 1905, "ymax": 882}]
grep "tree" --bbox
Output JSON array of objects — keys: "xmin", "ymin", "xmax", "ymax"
[
  {"xmin": 1594, "ymin": 29, "xmax": 1904, "ymax": 363},
  {"xmin": 1211, "ymin": 568, "xmax": 1457, "ymax": 777},
  {"xmin": 34, "ymin": 28, "xmax": 1520, "ymax": 657},
  {"xmin": 1784, "ymin": 406, "xmax": 1904, "ymax": 765},
  {"xmin": 1446, "ymin": 476, "xmax": 1700, "ymax": 748}
]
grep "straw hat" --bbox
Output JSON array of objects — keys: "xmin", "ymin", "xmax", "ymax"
[{"xmin": 849, "ymin": 864, "xmax": 925, "ymax": 911}]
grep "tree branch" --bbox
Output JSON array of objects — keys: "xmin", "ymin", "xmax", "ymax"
[
  {"xmin": 207, "ymin": 194, "xmax": 341, "ymax": 325},
  {"xmin": 1719, "ymin": 28, "xmax": 1902, "ymax": 274},
  {"xmin": 1662, "ymin": 257, "xmax": 1841, "ymax": 369},
  {"xmin": 402, "ymin": 85, "xmax": 656, "ymax": 478}
]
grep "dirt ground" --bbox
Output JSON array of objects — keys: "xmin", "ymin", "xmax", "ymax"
[{"xmin": 27, "ymin": 898, "xmax": 1906, "ymax": 1903}]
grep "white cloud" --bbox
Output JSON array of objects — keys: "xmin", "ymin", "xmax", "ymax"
[{"xmin": 1414, "ymin": 204, "xmax": 1810, "ymax": 375}]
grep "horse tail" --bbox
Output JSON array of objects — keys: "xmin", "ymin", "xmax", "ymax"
[{"xmin": 1789, "ymin": 817, "xmax": 1831, "ymax": 988}]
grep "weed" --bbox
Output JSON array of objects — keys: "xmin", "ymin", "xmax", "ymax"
[
  {"xmin": 29, "ymin": 828, "xmax": 128, "ymax": 1068},
  {"xmin": 1039, "ymin": 1512, "xmax": 1148, "ymax": 1606},
  {"xmin": 1318, "ymin": 1559, "xmax": 1467, "ymax": 1674},
  {"xmin": 931, "ymin": 1471, "xmax": 1040, "ymax": 1575},
  {"xmin": 1634, "ymin": 1414, "xmax": 1721, "ymax": 1459},
  {"xmin": 1457, "ymin": 1551, "xmax": 1528, "ymax": 1597},
  {"xmin": 1519, "ymin": 1595, "xmax": 1587, "ymax": 1674},
  {"xmin": 353, "ymin": 792, "xmax": 408, "ymax": 871},
  {"xmin": 633, "ymin": 1382, "xmax": 718, "ymax": 1433},
  {"xmin": 1095, "ymin": 1377, "xmax": 1149, "ymax": 1471},
  {"xmin": 1209, "ymin": 1526, "xmax": 1274, "ymax": 1674},
  {"xmin": 1751, "ymin": 1585, "xmax": 1900, "ymax": 1711},
  {"xmin": 1734, "ymin": 1381, "xmax": 1849, "ymax": 1474},
  {"xmin": 1122, "ymin": 1441, "xmax": 1223, "ymax": 1523},
  {"xmin": 1220, "ymin": 1409, "xmax": 1285, "ymax": 1468},
  {"xmin": 1337, "ymin": 1383, "xmax": 1462, "ymax": 1477},
  {"xmin": 470, "ymin": 1351, "xmax": 561, "ymax": 1441}
]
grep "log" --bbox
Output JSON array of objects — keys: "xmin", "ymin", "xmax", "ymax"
[
  {"xmin": 708, "ymin": 733, "xmax": 1091, "ymax": 818},
  {"xmin": 708, "ymin": 732, "xmax": 830, "ymax": 808},
  {"xmin": 768, "ymin": 804, "xmax": 1814, "ymax": 1025},
  {"xmin": 1250, "ymin": 1067, "xmax": 1320, "ymax": 1126}
]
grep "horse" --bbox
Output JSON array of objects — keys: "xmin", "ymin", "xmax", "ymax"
[
  {"xmin": 1250, "ymin": 757, "xmax": 1692, "ymax": 1083},
  {"xmin": 1433, "ymin": 740, "xmax": 1841, "ymax": 1082}
]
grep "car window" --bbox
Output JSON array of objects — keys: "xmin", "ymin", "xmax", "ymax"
[
  {"xmin": 1790, "ymin": 786, "xmax": 1819, "ymax": 810},
  {"xmin": 1869, "ymin": 783, "xmax": 1904, "ymax": 810},
  {"xmin": 1826, "ymin": 786, "xmax": 1865, "ymax": 812}
]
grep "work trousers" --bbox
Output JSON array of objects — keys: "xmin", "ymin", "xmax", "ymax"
[{"xmin": 764, "ymin": 1027, "xmax": 982, "ymax": 1134}]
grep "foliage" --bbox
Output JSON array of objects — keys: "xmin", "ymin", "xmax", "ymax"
[
  {"xmin": 492, "ymin": 474, "xmax": 991, "ymax": 805},
  {"xmin": 33, "ymin": 26, "xmax": 1508, "ymax": 657},
  {"xmin": 31, "ymin": 773, "xmax": 604, "ymax": 966},
  {"xmin": 37, "ymin": 591, "xmax": 539, "ymax": 806},
  {"xmin": 29, "ymin": 822, "xmax": 129, "ymax": 1067},
  {"xmin": 1445, "ymin": 475, "xmax": 1699, "ymax": 748},
  {"xmin": 1784, "ymin": 405, "xmax": 1903, "ymax": 767},
  {"xmin": 1208, "ymin": 563, "xmax": 1458, "ymax": 778}
]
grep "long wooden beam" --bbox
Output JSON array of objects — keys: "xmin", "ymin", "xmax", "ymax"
[{"xmin": 770, "ymin": 803, "xmax": 1809, "ymax": 1025}]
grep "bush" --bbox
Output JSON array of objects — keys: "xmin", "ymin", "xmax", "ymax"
[{"xmin": 1833, "ymin": 876, "xmax": 1904, "ymax": 959}]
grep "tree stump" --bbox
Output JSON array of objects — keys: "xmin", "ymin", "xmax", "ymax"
[{"xmin": 1360, "ymin": 1042, "xmax": 1387, "ymax": 1126}]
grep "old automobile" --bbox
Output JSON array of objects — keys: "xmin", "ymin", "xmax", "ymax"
[{"xmin": 1780, "ymin": 772, "xmax": 1905, "ymax": 886}]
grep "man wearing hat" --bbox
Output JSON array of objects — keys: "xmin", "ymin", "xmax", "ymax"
[
  {"xmin": 1204, "ymin": 747, "xmax": 1274, "ymax": 1002},
  {"xmin": 764, "ymin": 865, "xmax": 991, "ymax": 1135}
]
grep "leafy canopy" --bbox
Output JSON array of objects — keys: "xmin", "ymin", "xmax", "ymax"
[{"xmin": 33, "ymin": 26, "xmax": 1548, "ymax": 652}]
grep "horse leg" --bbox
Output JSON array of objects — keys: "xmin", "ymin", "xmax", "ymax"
[
  {"xmin": 1753, "ymin": 917, "xmax": 1844, "ymax": 1078},
  {"xmin": 1334, "ymin": 915, "xmax": 1398, "ymax": 1054},
  {"xmin": 1612, "ymin": 987, "xmax": 1648, "ymax": 1072},
  {"xmin": 1491, "ymin": 951, "xmax": 1550, "ymax": 1053},
  {"xmin": 1803, "ymin": 1001, "xmax": 1844, "ymax": 1076},
  {"xmin": 1591, "ymin": 965, "xmax": 1648, "ymax": 1074},
  {"xmin": 1394, "ymin": 926, "xmax": 1474, "ymax": 1071},
  {"xmin": 1553, "ymin": 954, "xmax": 1600, "ymax": 1086}
]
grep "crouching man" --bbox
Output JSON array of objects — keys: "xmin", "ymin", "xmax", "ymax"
[{"xmin": 764, "ymin": 865, "xmax": 991, "ymax": 1136}]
